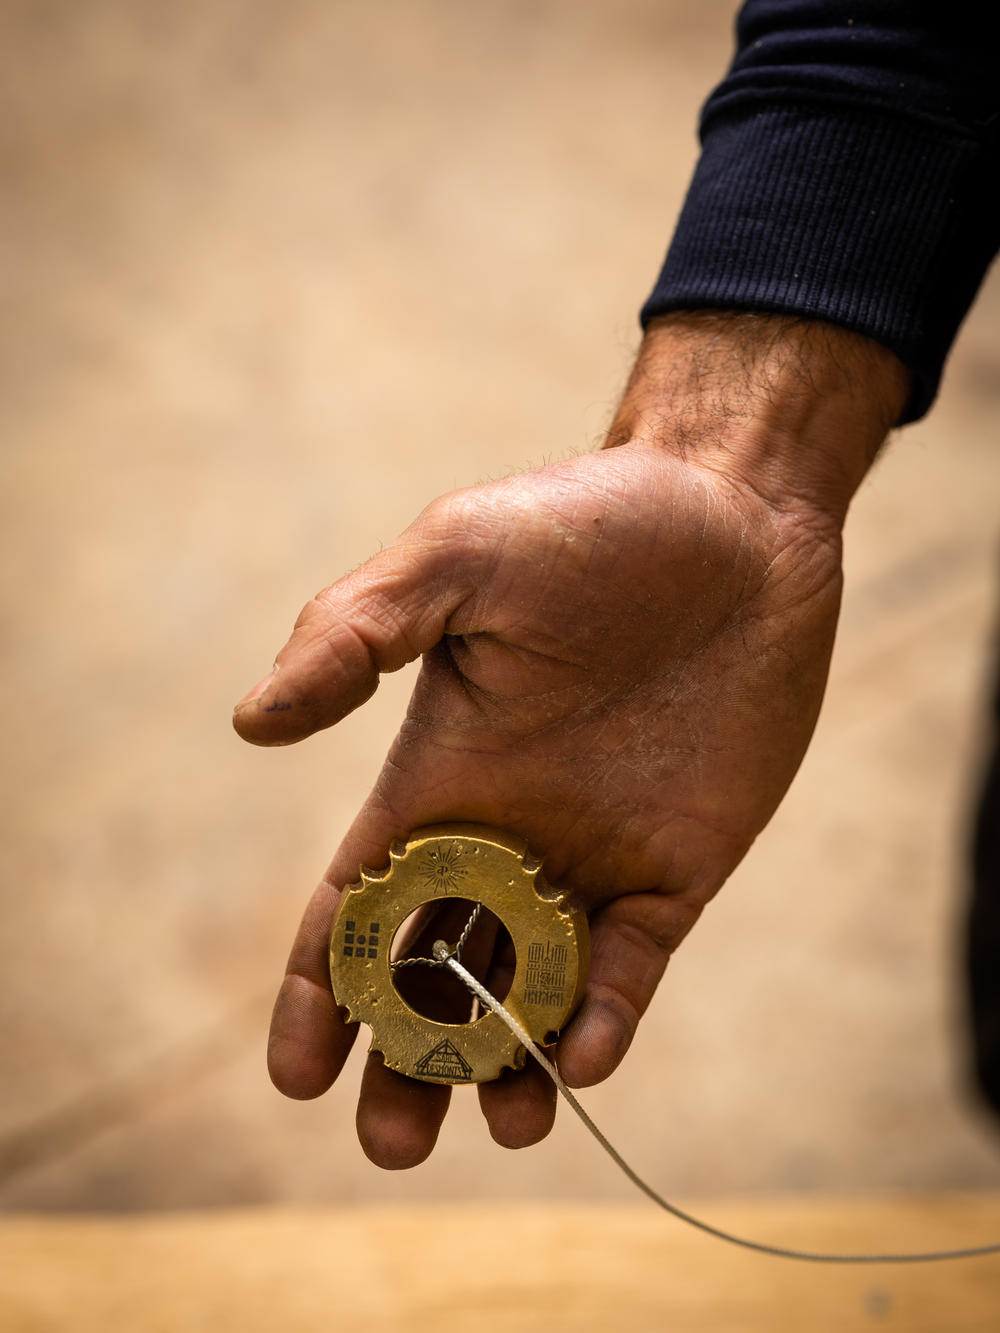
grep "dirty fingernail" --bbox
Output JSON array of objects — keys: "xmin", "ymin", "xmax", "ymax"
[{"xmin": 234, "ymin": 669, "xmax": 275, "ymax": 710}]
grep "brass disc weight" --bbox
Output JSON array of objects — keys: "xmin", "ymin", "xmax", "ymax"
[{"xmin": 329, "ymin": 825, "xmax": 590, "ymax": 1084}]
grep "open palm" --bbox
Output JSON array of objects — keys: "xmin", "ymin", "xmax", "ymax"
[{"xmin": 234, "ymin": 437, "xmax": 844, "ymax": 1166}]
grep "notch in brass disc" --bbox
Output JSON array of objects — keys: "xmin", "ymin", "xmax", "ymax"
[{"xmin": 329, "ymin": 824, "xmax": 589, "ymax": 1084}]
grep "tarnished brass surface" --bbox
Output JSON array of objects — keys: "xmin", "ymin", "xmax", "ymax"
[{"xmin": 329, "ymin": 825, "xmax": 589, "ymax": 1084}]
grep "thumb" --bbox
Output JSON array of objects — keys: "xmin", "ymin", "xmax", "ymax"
[{"xmin": 233, "ymin": 498, "xmax": 482, "ymax": 746}]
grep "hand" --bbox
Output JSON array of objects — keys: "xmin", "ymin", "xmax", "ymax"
[{"xmin": 233, "ymin": 313, "xmax": 909, "ymax": 1168}]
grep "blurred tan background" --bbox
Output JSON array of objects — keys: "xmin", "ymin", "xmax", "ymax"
[{"xmin": 1, "ymin": 0, "xmax": 999, "ymax": 1326}]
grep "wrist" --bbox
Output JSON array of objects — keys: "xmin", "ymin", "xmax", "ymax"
[{"xmin": 604, "ymin": 311, "xmax": 912, "ymax": 528}]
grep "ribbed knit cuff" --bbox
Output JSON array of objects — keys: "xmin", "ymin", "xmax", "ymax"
[{"xmin": 641, "ymin": 105, "xmax": 999, "ymax": 422}]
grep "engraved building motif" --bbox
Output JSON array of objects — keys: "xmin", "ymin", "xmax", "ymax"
[{"xmin": 523, "ymin": 939, "xmax": 567, "ymax": 1005}]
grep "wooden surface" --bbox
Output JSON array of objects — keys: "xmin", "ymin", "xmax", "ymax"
[{"xmin": 2, "ymin": 1197, "xmax": 999, "ymax": 1332}]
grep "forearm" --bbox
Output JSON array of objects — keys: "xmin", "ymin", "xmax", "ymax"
[
  {"xmin": 642, "ymin": 4, "xmax": 1000, "ymax": 426},
  {"xmin": 605, "ymin": 311, "xmax": 911, "ymax": 527}
]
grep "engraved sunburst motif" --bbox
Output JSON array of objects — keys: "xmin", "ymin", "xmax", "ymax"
[{"xmin": 419, "ymin": 843, "xmax": 469, "ymax": 894}]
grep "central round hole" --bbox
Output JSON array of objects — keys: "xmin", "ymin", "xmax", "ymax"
[{"xmin": 390, "ymin": 897, "xmax": 515, "ymax": 1024}]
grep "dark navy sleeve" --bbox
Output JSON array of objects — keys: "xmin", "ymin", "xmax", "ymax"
[{"xmin": 641, "ymin": 1, "xmax": 1000, "ymax": 421}]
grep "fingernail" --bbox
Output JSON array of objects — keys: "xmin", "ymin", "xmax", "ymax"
[{"xmin": 234, "ymin": 669, "xmax": 275, "ymax": 710}]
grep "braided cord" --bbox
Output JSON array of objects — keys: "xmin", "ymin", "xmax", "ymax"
[{"xmin": 437, "ymin": 945, "xmax": 1000, "ymax": 1266}]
